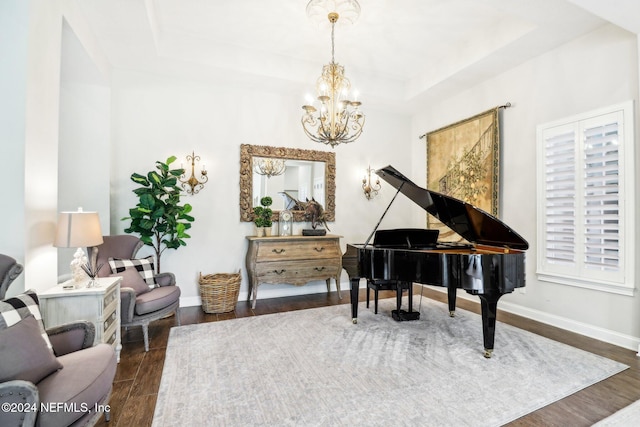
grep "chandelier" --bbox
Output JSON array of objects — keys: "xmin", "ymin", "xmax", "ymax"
[
  {"xmin": 254, "ymin": 157, "xmax": 286, "ymax": 178},
  {"xmin": 301, "ymin": 0, "xmax": 365, "ymax": 148}
]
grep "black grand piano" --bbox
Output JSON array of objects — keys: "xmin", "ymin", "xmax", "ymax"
[{"xmin": 342, "ymin": 165, "xmax": 528, "ymax": 358}]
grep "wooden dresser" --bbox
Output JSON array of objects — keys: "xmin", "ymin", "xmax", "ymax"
[{"xmin": 245, "ymin": 234, "xmax": 342, "ymax": 308}]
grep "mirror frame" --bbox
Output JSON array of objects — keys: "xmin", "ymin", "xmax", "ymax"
[{"xmin": 240, "ymin": 144, "xmax": 336, "ymax": 222}]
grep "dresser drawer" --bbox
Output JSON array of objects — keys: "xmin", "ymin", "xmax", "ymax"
[
  {"xmin": 256, "ymin": 259, "xmax": 341, "ymax": 283},
  {"xmin": 256, "ymin": 240, "xmax": 340, "ymax": 261},
  {"xmin": 103, "ymin": 287, "xmax": 118, "ymax": 310},
  {"xmin": 103, "ymin": 308, "xmax": 118, "ymax": 333},
  {"xmin": 105, "ymin": 326, "xmax": 117, "ymax": 347}
]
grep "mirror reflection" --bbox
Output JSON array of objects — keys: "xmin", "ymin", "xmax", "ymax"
[
  {"xmin": 252, "ymin": 159, "xmax": 325, "ymax": 211},
  {"xmin": 239, "ymin": 144, "xmax": 336, "ymax": 222}
]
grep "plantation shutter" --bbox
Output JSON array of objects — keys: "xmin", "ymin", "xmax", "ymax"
[
  {"xmin": 537, "ymin": 101, "xmax": 633, "ymax": 294},
  {"xmin": 543, "ymin": 128, "xmax": 576, "ymax": 267},
  {"xmin": 582, "ymin": 119, "xmax": 620, "ymax": 273}
]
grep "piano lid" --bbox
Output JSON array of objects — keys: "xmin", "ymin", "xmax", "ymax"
[{"xmin": 376, "ymin": 165, "xmax": 529, "ymax": 250}]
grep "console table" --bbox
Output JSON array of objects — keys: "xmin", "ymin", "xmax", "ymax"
[
  {"xmin": 246, "ymin": 234, "xmax": 342, "ymax": 308},
  {"xmin": 39, "ymin": 277, "xmax": 122, "ymax": 362}
]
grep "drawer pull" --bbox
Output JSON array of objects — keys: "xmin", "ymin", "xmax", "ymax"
[
  {"xmin": 314, "ymin": 247, "xmax": 325, "ymax": 252},
  {"xmin": 314, "ymin": 267, "xmax": 326, "ymax": 272},
  {"xmin": 272, "ymin": 248, "xmax": 286, "ymax": 254},
  {"xmin": 273, "ymin": 269, "xmax": 286, "ymax": 275}
]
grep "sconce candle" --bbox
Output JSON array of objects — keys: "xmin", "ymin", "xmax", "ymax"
[{"xmin": 179, "ymin": 151, "xmax": 208, "ymax": 195}]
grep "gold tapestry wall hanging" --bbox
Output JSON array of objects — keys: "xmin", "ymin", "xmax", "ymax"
[{"xmin": 425, "ymin": 106, "xmax": 503, "ymax": 241}]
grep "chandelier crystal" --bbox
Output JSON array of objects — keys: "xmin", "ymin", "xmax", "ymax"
[{"xmin": 302, "ymin": 1, "xmax": 365, "ymax": 148}]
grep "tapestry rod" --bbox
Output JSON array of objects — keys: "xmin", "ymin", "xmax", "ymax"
[{"xmin": 418, "ymin": 102, "xmax": 512, "ymax": 140}]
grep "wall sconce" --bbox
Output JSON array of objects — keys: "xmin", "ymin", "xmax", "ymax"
[
  {"xmin": 362, "ymin": 165, "xmax": 381, "ymax": 200},
  {"xmin": 179, "ymin": 151, "xmax": 208, "ymax": 195}
]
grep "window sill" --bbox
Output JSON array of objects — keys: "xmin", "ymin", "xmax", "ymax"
[{"xmin": 537, "ymin": 273, "xmax": 636, "ymax": 296}]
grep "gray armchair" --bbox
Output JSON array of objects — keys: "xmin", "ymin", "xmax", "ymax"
[
  {"xmin": 1, "ymin": 271, "xmax": 116, "ymax": 427},
  {"xmin": 89, "ymin": 235, "xmax": 181, "ymax": 352},
  {"xmin": 0, "ymin": 254, "xmax": 24, "ymax": 299},
  {"xmin": 0, "ymin": 321, "xmax": 116, "ymax": 427}
]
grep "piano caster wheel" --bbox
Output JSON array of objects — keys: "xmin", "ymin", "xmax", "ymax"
[
  {"xmin": 352, "ymin": 318, "xmax": 358, "ymax": 324},
  {"xmin": 449, "ymin": 311, "xmax": 455, "ymax": 317},
  {"xmin": 484, "ymin": 349, "xmax": 493, "ymax": 359}
]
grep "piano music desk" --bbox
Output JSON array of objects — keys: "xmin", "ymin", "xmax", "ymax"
[{"xmin": 245, "ymin": 234, "xmax": 343, "ymax": 308}]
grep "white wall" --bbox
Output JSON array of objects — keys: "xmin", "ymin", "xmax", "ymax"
[
  {"xmin": 411, "ymin": 24, "xmax": 640, "ymax": 349},
  {"xmin": 57, "ymin": 19, "xmax": 111, "ymax": 277},
  {"xmin": 0, "ymin": 0, "xmax": 28, "ymax": 297},
  {"xmin": 110, "ymin": 70, "xmax": 413, "ymax": 305},
  {"xmin": 13, "ymin": 0, "xmax": 111, "ymax": 293}
]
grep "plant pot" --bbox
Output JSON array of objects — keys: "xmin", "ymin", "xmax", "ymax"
[
  {"xmin": 264, "ymin": 227, "xmax": 272, "ymax": 236},
  {"xmin": 255, "ymin": 226, "xmax": 265, "ymax": 237}
]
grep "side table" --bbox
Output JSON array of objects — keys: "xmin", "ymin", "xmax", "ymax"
[{"xmin": 39, "ymin": 277, "xmax": 122, "ymax": 362}]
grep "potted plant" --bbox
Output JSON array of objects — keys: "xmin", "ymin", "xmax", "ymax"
[
  {"xmin": 122, "ymin": 156, "xmax": 195, "ymax": 273},
  {"xmin": 253, "ymin": 196, "xmax": 273, "ymax": 236}
]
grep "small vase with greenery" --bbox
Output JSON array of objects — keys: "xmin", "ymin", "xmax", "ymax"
[
  {"xmin": 122, "ymin": 156, "xmax": 195, "ymax": 274},
  {"xmin": 253, "ymin": 196, "xmax": 273, "ymax": 236}
]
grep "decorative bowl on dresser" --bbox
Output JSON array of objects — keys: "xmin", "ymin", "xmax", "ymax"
[{"xmin": 245, "ymin": 234, "xmax": 342, "ymax": 308}]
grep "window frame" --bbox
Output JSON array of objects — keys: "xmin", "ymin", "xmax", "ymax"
[{"xmin": 536, "ymin": 101, "xmax": 635, "ymax": 296}]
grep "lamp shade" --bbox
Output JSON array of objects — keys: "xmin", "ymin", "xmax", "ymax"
[{"xmin": 53, "ymin": 209, "xmax": 104, "ymax": 248}]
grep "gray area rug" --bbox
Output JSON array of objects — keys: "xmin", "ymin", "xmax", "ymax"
[{"xmin": 153, "ymin": 298, "xmax": 628, "ymax": 427}]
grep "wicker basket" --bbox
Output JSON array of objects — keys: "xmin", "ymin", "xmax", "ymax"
[{"xmin": 198, "ymin": 271, "xmax": 241, "ymax": 314}]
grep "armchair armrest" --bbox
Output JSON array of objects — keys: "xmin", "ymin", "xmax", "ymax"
[
  {"xmin": 121, "ymin": 287, "xmax": 136, "ymax": 323},
  {"xmin": 0, "ymin": 380, "xmax": 38, "ymax": 427},
  {"xmin": 47, "ymin": 321, "xmax": 95, "ymax": 356},
  {"xmin": 154, "ymin": 272, "xmax": 176, "ymax": 287}
]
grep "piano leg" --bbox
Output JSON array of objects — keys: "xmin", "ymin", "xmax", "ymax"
[
  {"xmin": 447, "ymin": 286, "xmax": 457, "ymax": 317},
  {"xmin": 350, "ymin": 277, "xmax": 360, "ymax": 324},
  {"xmin": 477, "ymin": 292, "xmax": 503, "ymax": 358}
]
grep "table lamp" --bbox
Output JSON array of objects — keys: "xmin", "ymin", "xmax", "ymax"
[{"xmin": 54, "ymin": 208, "xmax": 104, "ymax": 287}]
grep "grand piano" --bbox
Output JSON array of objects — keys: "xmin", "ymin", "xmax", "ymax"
[{"xmin": 342, "ymin": 165, "xmax": 529, "ymax": 358}]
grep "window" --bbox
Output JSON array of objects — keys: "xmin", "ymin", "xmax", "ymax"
[{"xmin": 536, "ymin": 101, "xmax": 635, "ymax": 295}]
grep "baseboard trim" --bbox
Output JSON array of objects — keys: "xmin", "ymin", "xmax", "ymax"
[
  {"xmin": 425, "ymin": 286, "xmax": 640, "ymax": 352},
  {"xmin": 498, "ymin": 299, "xmax": 640, "ymax": 353}
]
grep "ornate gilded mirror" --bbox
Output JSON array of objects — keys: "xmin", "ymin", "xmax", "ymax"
[{"xmin": 239, "ymin": 144, "xmax": 336, "ymax": 222}]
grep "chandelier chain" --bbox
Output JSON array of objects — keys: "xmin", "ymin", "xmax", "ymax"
[{"xmin": 331, "ymin": 20, "xmax": 335, "ymax": 63}]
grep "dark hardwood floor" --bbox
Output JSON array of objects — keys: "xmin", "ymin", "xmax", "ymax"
[{"xmin": 96, "ymin": 286, "xmax": 640, "ymax": 426}]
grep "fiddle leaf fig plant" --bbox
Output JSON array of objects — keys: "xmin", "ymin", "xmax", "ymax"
[{"xmin": 122, "ymin": 156, "xmax": 195, "ymax": 274}]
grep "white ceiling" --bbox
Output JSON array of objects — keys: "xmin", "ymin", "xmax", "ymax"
[{"xmin": 76, "ymin": 0, "xmax": 638, "ymax": 113}]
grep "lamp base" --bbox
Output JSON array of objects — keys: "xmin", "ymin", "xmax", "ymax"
[{"xmin": 70, "ymin": 247, "xmax": 88, "ymax": 284}]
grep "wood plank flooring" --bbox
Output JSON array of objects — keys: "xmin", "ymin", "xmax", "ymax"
[{"xmin": 96, "ymin": 286, "xmax": 640, "ymax": 426}]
